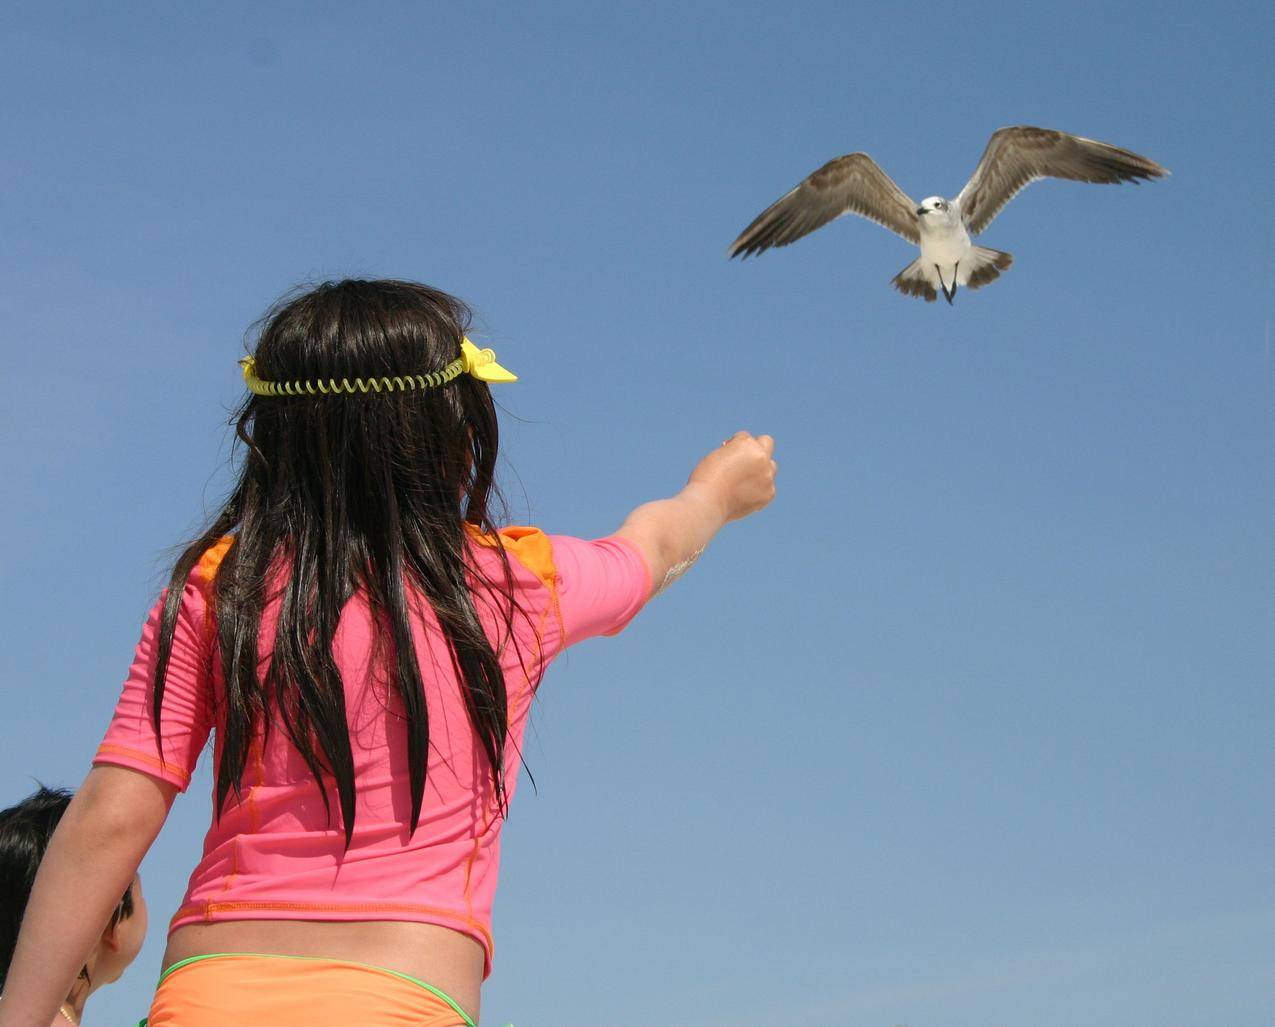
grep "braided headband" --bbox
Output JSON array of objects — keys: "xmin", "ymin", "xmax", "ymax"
[{"xmin": 240, "ymin": 338, "xmax": 516, "ymax": 397}]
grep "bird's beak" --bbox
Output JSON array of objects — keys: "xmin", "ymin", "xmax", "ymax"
[{"xmin": 915, "ymin": 207, "xmax": 928, "ymax": 216}]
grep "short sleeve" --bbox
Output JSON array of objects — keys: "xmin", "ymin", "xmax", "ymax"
[
  {"xmin": 549, "ymin": 535, "xmax": 652, "ymax": 647},
  {"xmin": 93, "ymin": 580, "xmax": 215, "ymax": 792}
]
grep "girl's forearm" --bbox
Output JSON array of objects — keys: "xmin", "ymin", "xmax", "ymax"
[
  {"xmin": 616, "ymin": 432, "xmax": 776, "ymax": 595},
  {"xmin": 0, "ymin": 768, "xmax": 171, "ymax": 1027},
  {"xmin": 616, "ymin": 482, "xmax": 728, "ymax": 595}
]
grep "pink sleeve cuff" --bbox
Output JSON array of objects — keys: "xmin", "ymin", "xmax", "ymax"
[{"xmin": 599, "ymin": 535, "xmax": 654, "ymax": 635}]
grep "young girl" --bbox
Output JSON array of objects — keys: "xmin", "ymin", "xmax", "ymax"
[
  {"xmin": 0, "ymin": 279, "xmax": 776, "ymax": 1026},
  {"xmin": 0, "ymin": 786, "xmax": 147, "ymax": 1025}
]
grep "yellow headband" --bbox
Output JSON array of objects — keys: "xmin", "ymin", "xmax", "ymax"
[{"xmin": 240, "ymin": 338, "xmax": 517, "ymax": 397}]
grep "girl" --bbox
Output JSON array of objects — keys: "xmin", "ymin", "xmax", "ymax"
[
  {"xmin": 0, "ymin": 279, "xmax": 776, "ymax": 1026},
  {"xmin": 0, "ymin": 786, "xmax": 147, "ymax": 1025}
]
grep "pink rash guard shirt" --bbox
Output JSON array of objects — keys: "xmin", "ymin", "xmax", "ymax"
[{"xmin": 92, "ymin": 528, "xmax": 651, "ymax": 977}]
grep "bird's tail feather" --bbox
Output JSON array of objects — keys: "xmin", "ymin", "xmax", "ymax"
[
  {"xmin": 891, "ymin": 247, "xmax": 1013, "ymax": 302},
  {"xmin": 962, "ymin": 246, "xmax": 1013, "ymax": 290},
  {"xmin": 891, "ymin": 259, "xmax": 938, "ymax": 302}
]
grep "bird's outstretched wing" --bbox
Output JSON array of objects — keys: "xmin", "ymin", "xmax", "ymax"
[
  {"xmin": 729, "ymin": 153, "xmax": 920, "ymax": 258},
  {"xmin": 957, "ymin": 126, "xmax": 1168, "ymax": 236}
]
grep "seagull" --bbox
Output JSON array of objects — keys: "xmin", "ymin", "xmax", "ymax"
[{"xmin": 728, "ymin": 126, "xmax": 1168, "ymax": 304}]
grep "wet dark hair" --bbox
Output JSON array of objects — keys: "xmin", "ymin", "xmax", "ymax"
[
  {"xmin": 153, "ymin": 280, "xmax": 526, "ymax": 846},
  {"xmin": 0, "ymin": 786, "xmax": 135, "ymax": 990}
]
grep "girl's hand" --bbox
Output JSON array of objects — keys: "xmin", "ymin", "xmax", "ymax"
[
  {"xmin": 615, "ymin": 431, "xmax": 777, "ymax": 598},
  {"xmin": 687, "ymin": 431, "xmax": 778, "ymax": 523}
]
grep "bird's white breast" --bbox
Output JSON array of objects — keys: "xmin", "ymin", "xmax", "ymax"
[{"xmin": 917, "ymin": 214, "xmax": 971, "ymax": 265}]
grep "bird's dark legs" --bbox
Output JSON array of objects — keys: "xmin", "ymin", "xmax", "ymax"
[{"xmin": 935, "ymin": 263, "xmax": 956, "ymax": 305}]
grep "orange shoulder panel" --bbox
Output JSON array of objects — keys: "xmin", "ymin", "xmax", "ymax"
[
  {"xmin": 194, "ymin": 535, "xmax": 235, "ymax": 589},
  {"xmin": 463, "ymin": 524, "xmax": 556, "ymax": 594}
]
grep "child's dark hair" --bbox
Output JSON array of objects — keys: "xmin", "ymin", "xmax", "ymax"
[
  {"xmin": 154, "ymin": 280, "xmax": 526, "ymax": 846},
  {"xmin": 0, "ymin": 786, "xmax": 135, "ymax": 989}
]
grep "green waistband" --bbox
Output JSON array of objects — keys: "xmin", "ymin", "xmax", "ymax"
[{"xmin": 155, "ymin": 952, "xmax": 478, "ymax": 1026}]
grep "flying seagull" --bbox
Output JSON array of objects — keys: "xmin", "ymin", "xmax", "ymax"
[{"xmin": 728, "ymin": 126, "xmax": 1168, "ymax": 304}]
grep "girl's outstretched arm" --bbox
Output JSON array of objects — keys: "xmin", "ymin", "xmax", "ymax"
[
  {"xmin": 616, "ymin": 431, "xmax": 777, "ymax": 595},
  {"xmin": 0, "ymin": 766, "xmax": 174, "ymax": 1027}
]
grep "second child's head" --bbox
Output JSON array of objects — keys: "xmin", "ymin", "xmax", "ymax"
[{"xmin": 0, "ymin": 786, "xmax": 147, "ymax": 996}]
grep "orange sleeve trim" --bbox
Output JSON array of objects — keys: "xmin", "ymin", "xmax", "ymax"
[{"xmin": 93, "ymin": 742, "xmax": 192, "ymax": 785}]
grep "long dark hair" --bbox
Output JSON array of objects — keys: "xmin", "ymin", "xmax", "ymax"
[
  {"xmin": 153, "ymin": 279, "xmax": 522, "ymax": 845},
  {"xmin": 0, "ymin": 786, "xmax": 135, "ymax": 989}
]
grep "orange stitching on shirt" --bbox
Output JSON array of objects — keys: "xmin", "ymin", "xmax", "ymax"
[
  {"xmin": 249, "ymin": 733, "xmax": 265, "ymax": 832},
  {"xmin": 217, "ymin": 838, "xmax": 239, "ymax": 912},
  {"xmin": 540, "ymin": 538, "xmax": 565, "ymax": 648},
  {"xmin": 94, "ymin": 743, "xmax": 192, "ymax": 784},
  {"xmin": 462, "ymin": 835, "xmax": 482, "ymax": 925},
  {"xmin": 218, "ymin": 733, "xmax": 264, "ymax": 908}
]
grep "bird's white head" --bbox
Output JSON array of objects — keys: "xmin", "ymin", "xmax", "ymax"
[{"xmin": 915, "ymin": 196, "xmax": 958, "ymax": 229}]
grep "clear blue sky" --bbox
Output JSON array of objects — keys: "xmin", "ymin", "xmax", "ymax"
[{"xmin": 2, "ymin": 3, "xmax": 1271, "ymax": 1025}]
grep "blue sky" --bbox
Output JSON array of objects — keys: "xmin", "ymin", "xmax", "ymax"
[{"xmin": 1, "ymin": 2, "xmax": 1271, "ymax": 1025}]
